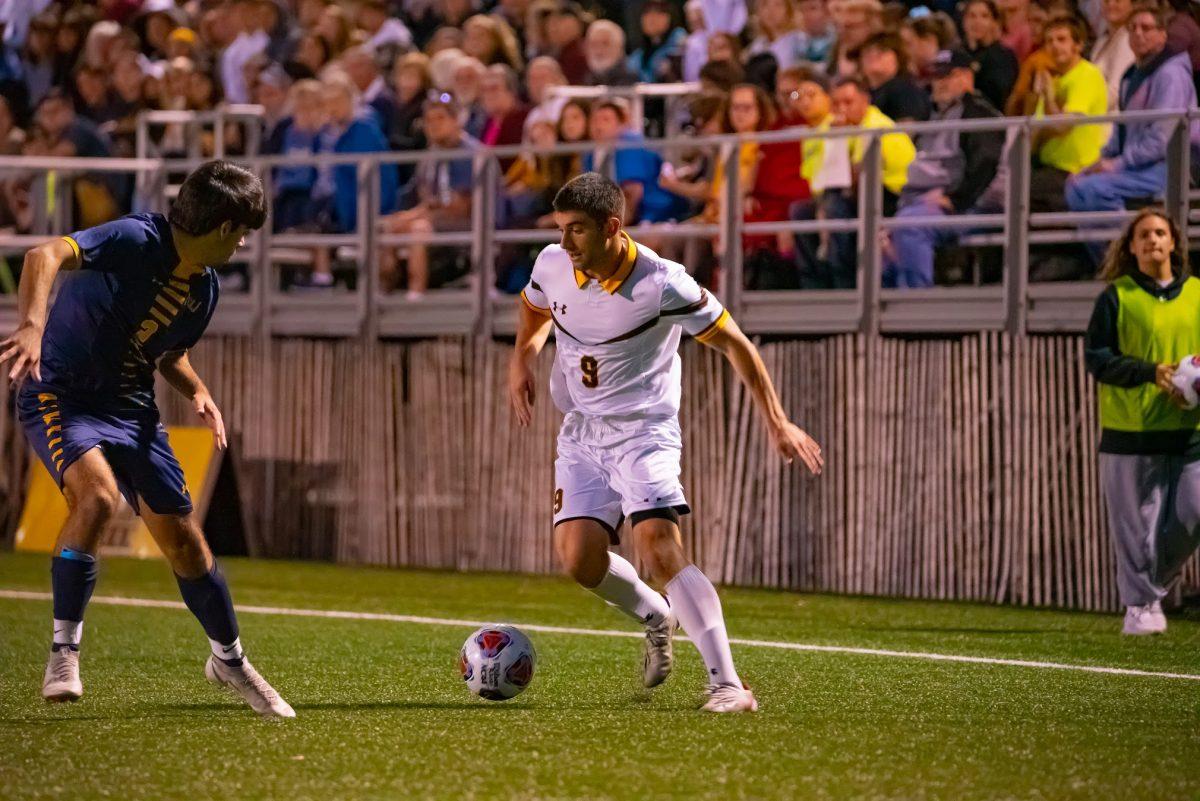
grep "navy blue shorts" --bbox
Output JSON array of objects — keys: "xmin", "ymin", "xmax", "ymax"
[{"xmin": 17, "ymin": 387, "xmax": 192, "ymax": 515}]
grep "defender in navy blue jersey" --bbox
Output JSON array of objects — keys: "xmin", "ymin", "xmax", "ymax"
[{"xmin": 0, "ymin": 161, "xmax": 293, "ymax": 716}]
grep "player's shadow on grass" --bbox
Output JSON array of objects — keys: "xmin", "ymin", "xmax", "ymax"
[
  {"xmin": 851, "ymin": 626, "xmax": 1058, "ymax": 636},
  {"xmin": 289, "ymin": 700, "xmax": 531, "ymax": 712}
]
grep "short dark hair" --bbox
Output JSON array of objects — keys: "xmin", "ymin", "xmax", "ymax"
[
  {"xmin": 1045, "ymin": 13, "xmax": 1088, "ymax": 45},
  {"xmin": 861, "ymin": 31, "xmax": 909, "ymax": 73},
  {"xmin": 552, "ymin": 172, "xmax": 625, "ymax": 228},
  {"xmin": 169, "ymin": 160, "xmax": 266, "ymax": 236},
  {"xmin": 962, "ymin": 0, "xmax": 1001, "ymax": 21},
  {"xmin": 1130, "ymin": 1, "xmax": 1170, "ymax": 29},
  {"xmin": 833, "ymin": 74, "xmax": 871, "ymax": 96},
  {"xmin": 699, "ymin": 58, "xmax": 745, "ymax": 91},
  {"xmin": 593, "ymin": 97, "xmax": 630, "ymax": 124}
]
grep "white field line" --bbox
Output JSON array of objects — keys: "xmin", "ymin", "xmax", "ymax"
[{"xmin": 2, "ymin": 589, "xmax": 1199, "ymax": 682}]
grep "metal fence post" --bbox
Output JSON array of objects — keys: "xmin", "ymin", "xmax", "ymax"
[
  {"xmin": 254, "ymin": 163, "xmax": 272, "ymax": 335},
  {"xmin": 135, "ymin": 114, "xmax": 150, "ymax": 202},
  {"xmin": 472, "ymin": 154, "xmax": 497, "ymax": 337},
  {"xmin": 358, "ymin": 159, "xmax": 379, "ymax": 339},
  {"xmin": 1004, "ymin": 125, "xmax": 1031, "ymax": 335},
  {"xmin": 214, "ymin": 111, "xmax": 226, "ymax": 158},
  {"xmin": 1166, "ymin": 116, "xmax": 1191, "ymax": 237},
  {"xmin": 858, "ymin": 134, "xmax": 883, "ymax": 334},
  {"xmin": 721, "ymin": 142, "xmax": 744, "ymax": 314}
]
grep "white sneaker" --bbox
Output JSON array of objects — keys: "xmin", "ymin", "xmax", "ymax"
[
  {"xmin": 1123, "ymin": 602, "xmax": 1167, "ymax": 635},
  {"xmin": 642, "ymin": 611, "xmax": 676, "ymax": 688},
  {"xmin": 205, "ymin": 655, "xmax": 295, "ymax": 718},
  {"xmin": 42, "ymin": 647, "xmax": 83, "ymax": 702},
  {"xmin": 701, "ymin": 682, "xmax": 758, "ymax": 713}
]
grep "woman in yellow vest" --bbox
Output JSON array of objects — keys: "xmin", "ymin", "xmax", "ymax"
[{"xmin": 1085, "ymin": 208, "xmax": 1200, "ymax": 635}]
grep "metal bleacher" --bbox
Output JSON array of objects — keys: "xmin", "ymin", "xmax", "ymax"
[{"xmin": 2, "ymin": 106, "xmax": 1198, "ymax": 340}]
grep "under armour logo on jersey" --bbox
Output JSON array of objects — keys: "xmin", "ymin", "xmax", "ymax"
[{"xmin": 552, "ymin": 301, "xmax": 567, "ymax": 315}]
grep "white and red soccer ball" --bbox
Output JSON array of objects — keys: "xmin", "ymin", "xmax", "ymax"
[
  {"xmin": 1172, "ymin": 355, "xmax": 1200, "ymax": 409},
  {"xmin": 459, "ymin": 625, "xmax": 536, "ymax": 700}
]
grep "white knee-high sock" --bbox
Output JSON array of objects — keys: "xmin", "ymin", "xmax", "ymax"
[
  {"xmin": 588, "ymin": 552, "xmax": 671, "ymax": 628},
  {"xmin": 666, "ymin": 565, "xmax": 740, "ymax": 686}
]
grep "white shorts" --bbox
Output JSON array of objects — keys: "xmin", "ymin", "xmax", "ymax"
[{"xmin": 553, "ymin": 412, "xmax": 690, "ymax": 542}]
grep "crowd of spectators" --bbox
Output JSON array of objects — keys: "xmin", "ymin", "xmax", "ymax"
[{"xmin": 1, "ymin": 0, "xmax": 1199, "ymax": 293}]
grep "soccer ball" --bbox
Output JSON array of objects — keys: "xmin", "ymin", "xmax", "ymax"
[
  {"xmin": 1171, "ymin": 355, "xmax": 1200, "ymax": 409},
  {"xmin": 459, "ymin": 625, "xmax": 536, "ymax": 701}
]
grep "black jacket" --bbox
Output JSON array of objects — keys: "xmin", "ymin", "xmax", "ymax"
[{"xmin": 949, "ymin": 92, "xmax": 1005, "ymax": 213}]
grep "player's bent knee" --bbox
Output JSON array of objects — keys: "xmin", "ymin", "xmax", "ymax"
[
  {"xmin": 553, "ymin": 520, "xmax": 612, "ymax": 587},
  {"xmin": 73, "ymin": 485, "xmax": 122, "ymax": 524},
  {"xmin": 149, "ymin": 513, "xmax": 211, "ymax": 576}
]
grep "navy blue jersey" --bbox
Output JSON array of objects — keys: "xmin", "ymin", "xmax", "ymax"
[{"xmin": 33, "ymin": 213, "xmax": 219, "ymax": 410}]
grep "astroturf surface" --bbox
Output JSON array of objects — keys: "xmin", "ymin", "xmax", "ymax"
[{"xmin": 0, "ymin": 553, "xmax": 1198, "ymax": 801}]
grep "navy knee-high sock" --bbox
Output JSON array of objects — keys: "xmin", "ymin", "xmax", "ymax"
[
  {"xmin": 50, "ymin": 548, "xmax": 99, "ymax": 651},
  {"xmin": 175, "ymin": 563, "xmax": 243, "ymax": 665}
]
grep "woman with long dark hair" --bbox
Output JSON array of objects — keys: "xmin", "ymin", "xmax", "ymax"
[{"xmin": 1085, "ymin": 208, "xmax": 1200, "ymax": 635}]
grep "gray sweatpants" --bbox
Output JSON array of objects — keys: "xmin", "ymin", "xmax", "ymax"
[{"xmin": 1099, "ymin": 453, "xmax": 1200, "ymax": 607}]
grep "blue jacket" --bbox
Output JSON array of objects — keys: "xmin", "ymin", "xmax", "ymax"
[
  {"xmin": 331, "ymin": 114, "xmax": 399, "ymax": 232},
  {"xmin": 1104, "ymin": 49, "xmax": 1200, "ymax": 170},
  {"xmin": 628, "ymin": 28, "xmax": 686, "ymax": 83},
  {"xmin": 276, "ymin": 124, "xmax": 319, "ymax": 193},
  {"xmin": 582, "ymin": 131, "xmax": 688, "ymax": 224}
]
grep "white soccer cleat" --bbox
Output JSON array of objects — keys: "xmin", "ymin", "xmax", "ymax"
[
  {"xmin": 205, "ymin": 655, "xmax": 296, "ymax": 718},
  {"xmin": 642, "ymin": 611, "xmax": 676, "ymax": 688},
  {"xmin": 701, "ymin": 683, "xmax": 758, "ymax": 713},
  {"xmin": 42, "ymin": 647, "xmax": 83, "ymax": 702},
  {"xmin": 1122, "ymin": 601, "xmax": 1167, "ymax": 635}
]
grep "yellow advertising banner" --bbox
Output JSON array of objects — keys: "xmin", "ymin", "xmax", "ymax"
[{"xmin": 14, "ymin": 426, "xmax": 221, "ymax": 558}]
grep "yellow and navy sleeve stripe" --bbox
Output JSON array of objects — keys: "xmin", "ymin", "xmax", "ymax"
[
  {"xmin": 694, "ymin": 309, "xmax": 731, "ymax": 343},
  {"xmin": 62, "ymin": 236, "xmax": 81, "ymax": 264},
  {"xmin": 521, "ymin": 290, "xmax": 551, "ymax": 315}
]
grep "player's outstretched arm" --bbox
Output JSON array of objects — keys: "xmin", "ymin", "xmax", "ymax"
[
  {"xmin": 698, "ymin": 317, "xmax": 824, "ymax": 475},
  {"xmin": 508, "ymin": 298, "xmax": 552, "ymax": 427},
  {"xmin": 159, "ymin": 349, "xmax": 227, "ymax": 449},
  {"xmin": 0, "ymin": 237, "xmax": 79, "ymax": 382}
]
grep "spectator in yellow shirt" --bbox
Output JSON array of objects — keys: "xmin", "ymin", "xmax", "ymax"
[
  {"xmin": 1014, "ymin": 15, "xmax": 1108, "ymax": 211},
  {"xmin": 791, "ymin": 76, "xmax": 916, "ymax": 288},
  {"xmin": 830, "ymin": 76, "xmax": 917, "ymax": 214}
]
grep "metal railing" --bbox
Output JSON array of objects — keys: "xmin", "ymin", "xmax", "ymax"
[
  {"xmin": 546, "ymin": 82, "xmax": 700, "ymax": 139},
  {"xmin": 1, "ymin": 107, "xmax": 1197, "ymax": 339}
]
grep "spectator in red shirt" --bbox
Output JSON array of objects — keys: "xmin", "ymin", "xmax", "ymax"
[
  {"xmin": 480, "ymin": 63, "xmax": 530, "ymax": 170},
  {"xmin": 727, "ymin": 83, "xmax": 810, "ymax": 258},
  {"xmin": 1166, "ymin": 0, "xmax": 1200, "ymax": 82},
  {"xmin": 547, "ymin": 2, "xmax": 589, "ymax": 84},
  {"xmin": 775, "ymin": 65, "xmax": 811, "ymax": 126}
]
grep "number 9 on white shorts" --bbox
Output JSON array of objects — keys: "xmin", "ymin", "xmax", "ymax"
[{"xmin": 552, "ymin": 414, "xmax": 690, "ymax": 543}]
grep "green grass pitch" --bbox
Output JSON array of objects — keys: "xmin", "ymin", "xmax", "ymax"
[{"xmin": 0, "ymin": 551, "xmax": 1198, "ymax": 801}]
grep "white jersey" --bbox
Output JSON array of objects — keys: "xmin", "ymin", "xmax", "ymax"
[{"xmin": 521, "ymin": 233, "xmax": 729, "ymax": 419}]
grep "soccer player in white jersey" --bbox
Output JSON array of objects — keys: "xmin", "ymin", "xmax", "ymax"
[{"xmin": 508, "ymin": 173, "xmax": 824, "ymax": 712}]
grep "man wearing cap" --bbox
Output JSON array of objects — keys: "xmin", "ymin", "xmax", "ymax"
[
  {"xmin": 166, "ymin": 27, "xmax": 199, "ymax": 60},
  {"xmin": 884, "ymin": 49, "xmax": 1003, "ymax": 287}
]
